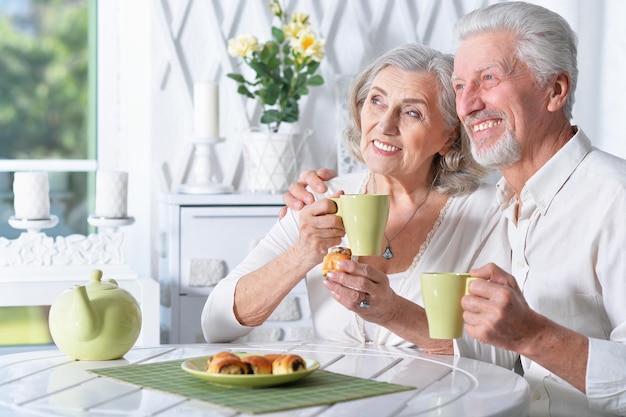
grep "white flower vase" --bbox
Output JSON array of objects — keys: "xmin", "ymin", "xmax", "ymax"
[{"xmin": 241, "ymin": 127, "xmax": 311, "ymax": 194}]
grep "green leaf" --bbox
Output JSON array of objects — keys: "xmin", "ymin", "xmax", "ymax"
[
  {"xmin": 306, "ymin": 60, "xmax": 321, "ymax": 74},
  {"xmin": 259, "ymin": 47, "xmax": 270, "ymax": 63},
  {"xmin": 266, "ymin": 55, "xmax": 281, "ymax": 70},
  {"xmin": 261, "ymin": 110, "xmax": 281, "ymax": 124},
  {"xmin": 283, "ymin": 67, "xmax": 294, "ymax": 82},
  {"xmin": 236, "ymin": 85, "xmax": 255, "ymax": 99},
  {"xmin": 267, "ymin": 41, "xmax": 280, "ymax": 56},
  {"xmin": 226, "ymin": 73, "xmax": 246, "ymax": 83},
  {"xmin": 248, "ymin": 60, "xmax": 273, "ymax": 80},
  {"xmin": 307, "ymin": 74, "xmax": 324, "ymax": 86},
  {"xmin": 294, "ymin": 73, "xmax": 307, "ymax": 88},
  {"xmin": 271, "ymin": 26, "xmax": 285, "ymax": 44},
  {"xmin": 261, "ymin": 83, "xmax": 280, "ymax": 105},
  {"xmin": 283, "ymin": 111, "xmax": 298, "ymax": 123}
]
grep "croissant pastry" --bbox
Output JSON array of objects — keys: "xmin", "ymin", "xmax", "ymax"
[
  {"xmin": 271, "ymin": 354, "xmax": 307, "ymax": 375},
  {"xmin": 263, "ymin": 353, "xmax": 281, "ymax": 364},
  {"xmin": 322, "ymin": 246, "xmax": 352, "ymax": 277},
  {"xmin": 206, "ymin": 357, "xmax": 249, "ymax": 374},
  {"xmin": 241, "ymin": 355, "xmax": 273, "ymax": 375},
  {"xmin": 205, "ymin": 351, "xmax": 239, "ymax": 371},
  {"xmin": 210, "ymin": 351, "xmax": 238, "ymax": 362}
]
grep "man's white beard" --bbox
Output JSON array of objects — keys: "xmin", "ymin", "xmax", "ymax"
[{"xmin": 468, "ymin": 125, "xmax": 521, "ymax": 170}]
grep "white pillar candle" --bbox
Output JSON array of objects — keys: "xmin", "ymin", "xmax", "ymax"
[
  {"xmin": 194, "ymin": 81, "xmax": 219, "ymax": 138},
  {"xmin": 13, "ymin": 172, "xmax": 51, "ymax": 219},
  {"xmin": 95, "ymin": 171, "xmax": 128, "ymax": 218}
]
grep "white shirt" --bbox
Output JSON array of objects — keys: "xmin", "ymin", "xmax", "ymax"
[
  {"xmin": 202, "ymin": 171, "xmax": 510, "ymax": 346},
  {"xmin": 457, "ymin": 129, "xmax": 626, "ymax": 416}
]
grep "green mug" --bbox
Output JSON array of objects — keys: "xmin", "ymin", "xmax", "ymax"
[
  {"xmin": 420, "ymin": 272, "xmax": 479, "ymax": 339},
  {"xmin": 330, "ymin": 194, "xmax": 390, "ymax": 256}
]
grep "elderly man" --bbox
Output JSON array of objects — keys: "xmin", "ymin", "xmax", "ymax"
[{"xmin": 283, "ymin": 2, "xmax": 626, "ymax": 416}]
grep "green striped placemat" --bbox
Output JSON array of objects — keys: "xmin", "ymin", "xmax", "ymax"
[{"xmin": 90, "ymin": 360, "xmax": 415, "ymax": 414}]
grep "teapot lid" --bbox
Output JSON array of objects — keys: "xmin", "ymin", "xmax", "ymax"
[{"xmin": 85, "ymin": 269, "xmax": 119, "ymax": 292}]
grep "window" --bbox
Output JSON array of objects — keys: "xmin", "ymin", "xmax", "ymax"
[
  {"xmin": 0, "ymin": 0, "xmax": 95, "ymax": 349},
  {"xmin": 0, "ymin": 0, "xmax": 96, "ymax": 239}
]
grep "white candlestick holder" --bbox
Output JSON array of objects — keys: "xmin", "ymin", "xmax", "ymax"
[
  {"xmin": 88, "ymin": 215, "xmax": 135, "ymax": 233},
  {"xmin": 8, "ymin": 215, "xmax": 59, "ymax": 234},
  {"xmin": 178, "ymin": 136, "xmax": 233, "ymax": 194}
]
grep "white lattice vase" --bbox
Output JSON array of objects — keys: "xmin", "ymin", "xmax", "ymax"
[{"xmin": 241, "ymin": 127, "xmax": 311, "ymax": 194}]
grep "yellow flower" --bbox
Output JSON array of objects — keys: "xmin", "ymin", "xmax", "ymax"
[
  {"xmin": 282, "ymin": 21, "xmax": 306, "ymax": 41},
  {"xmin": 290, "ymin": 11, "xmax": 309, "ymax": 25},
  {"xmin": 226, "ymin": 1, "xmax": 325, "ymax": 132},
  {"xmin": 268, "ymin": 1, "xmax": 282, "ymax": 17},
  {"xmin": 290, "ymin": 29, "xmax": 325, "ymax": 62},
  {"xmin": 227, "ymin": 35, "xmax": 262, "ymax": 59}
]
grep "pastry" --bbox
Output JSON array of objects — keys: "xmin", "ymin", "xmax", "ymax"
[
  {"xmin": 205, "ymin": 351, "xmax": 239, "ymax": 370},
  {"xmin": 322, "ymin": 246, "xmax": 352, "ymax": 277},
  {"xmin": 241, "ymin": 355, "xmax": 273, "ymax": 374},
  {"xmin": 263, "ymin": 353, "xmax": 281, "ymax": 364},
  {"xmin": 206, "ymin": 356, "xmax": 250, "ymax": 374},
  {"xmin": 203, "ymin": 351, "xmax": 307, "ymax": 375},
  {"xmin": 211, "ymin": 351, "xmax": 239, "ymax": 362},
  {"xmin": 271, "ymin": 354, "xmax": 307, "ymax": 374}
]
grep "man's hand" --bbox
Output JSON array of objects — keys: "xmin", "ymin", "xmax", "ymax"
[
  {"xmin": 279, "ymin": 168, "xmax": 338, "ymax": 218},
  {"xmin": 462, "ymin": 263, "xmax": 535, "ymax": 349},
  {"xmin": 462, "ymin": 263, "xmax": 589, "ymax": 393}
]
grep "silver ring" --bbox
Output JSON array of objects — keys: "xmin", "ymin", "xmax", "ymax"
[{"xmin": 358, "ymin": 295, "xmax": 370, "ymax": 309}]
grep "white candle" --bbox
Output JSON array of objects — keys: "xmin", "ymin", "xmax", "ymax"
[
  {"xmin": 13, "ymin": 171, "xmax": 51, "ymax": 219},
  {"xmin": 95, "ymin": 171, "xmax": 128, "ymax": 218},
  {"xmin": 194, "ymin": 81, "xmax": 219, "ymax": 138}
]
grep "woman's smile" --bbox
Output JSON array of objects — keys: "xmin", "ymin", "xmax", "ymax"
[{"xmin": 372, "ymin": 139, "xmax": 401, "ymax": 153}]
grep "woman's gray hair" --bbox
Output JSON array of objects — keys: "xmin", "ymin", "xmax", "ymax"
[
  {"xmin": 454, "ymin": 1, "xmax": 578, "ymax": 120},
  {"xmin": 345, "ymin": 43, "xmax": 487, "ymax": 196}
]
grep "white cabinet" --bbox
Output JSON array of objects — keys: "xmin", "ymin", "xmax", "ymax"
[{"xmin": 158, "ymin": 193, "xmax": 313, "ymax": 344}]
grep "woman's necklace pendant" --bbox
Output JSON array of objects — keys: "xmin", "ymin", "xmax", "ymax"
[{"xmin": 372, "ymin": 172, "xmax": 432, "ymax": 262}]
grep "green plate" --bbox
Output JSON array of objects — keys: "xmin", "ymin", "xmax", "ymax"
[{"xmin": 181, "ymin": 354, "xmax": 320, "ymax": 388}]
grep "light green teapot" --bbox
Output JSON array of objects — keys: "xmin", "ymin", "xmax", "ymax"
[{"xmin": 49, "ymin": 269, "xmax": 142, "ymax": 360}]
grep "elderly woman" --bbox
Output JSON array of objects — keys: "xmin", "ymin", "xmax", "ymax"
[{"xmin": 202, "ymin": 43, "xmax": 509, "ymax": 351}]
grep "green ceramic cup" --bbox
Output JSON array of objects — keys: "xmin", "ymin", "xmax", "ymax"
[
  {"xmin": 420, "ymin": 272, "xmax": 478, "ymax": 339},
  {"xmin": 330, "ymin": 194, "xmax": 390, "ymax": 256}
]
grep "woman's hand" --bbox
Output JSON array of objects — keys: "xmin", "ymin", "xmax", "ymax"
[
  {"xmin": 323, "ymin": 258, "xmax": 453, "ymax": 354},
  {"xmin": 234, "ymin": 193, "xmax": 344, "ymax": 328},
  {"xmin": 290, "ymin": 195, "xmax": 345, "ymax": 268},
  {"xmin": 323, "ymin": 259, "xmax": 398, "ymax": 324}
]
